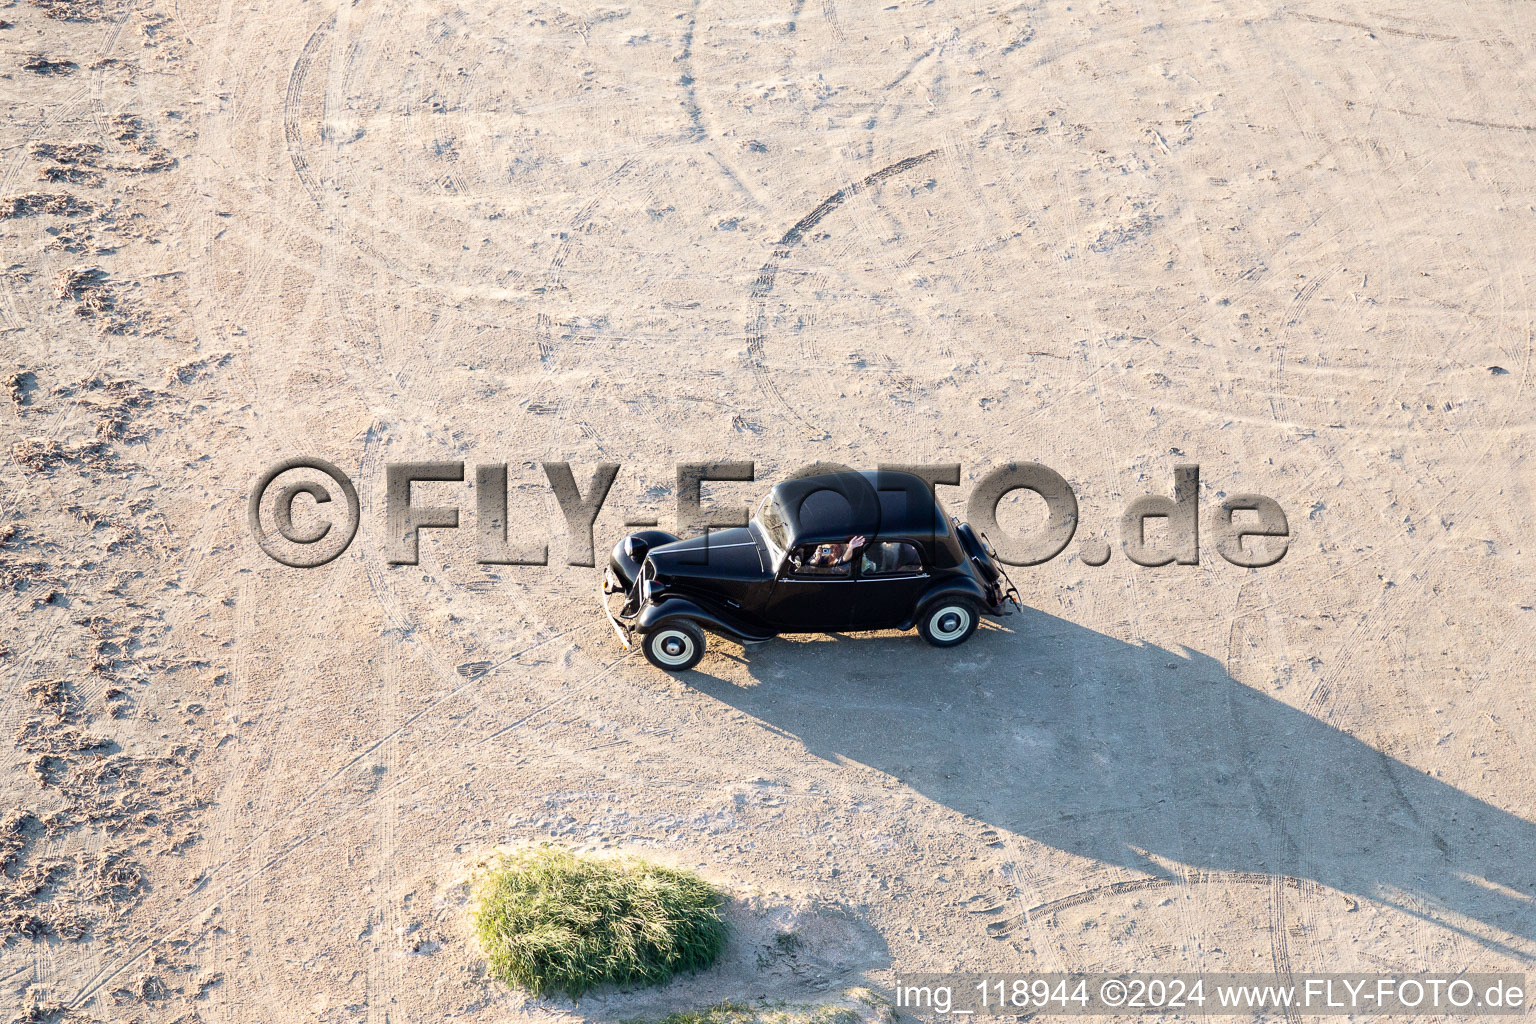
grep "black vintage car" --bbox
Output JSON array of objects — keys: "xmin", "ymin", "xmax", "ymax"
[{"xmin": 602, "ymin": 470, "xmax": 1021, "ymax": 671}]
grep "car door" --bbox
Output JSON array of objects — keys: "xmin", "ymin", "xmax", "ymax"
[
  {"xmin": 764, "ymin": 543, "xmax": 858, "ymax": 632},
  {"xmin": 850, "ymin": 540, "xmax": 929, "ymax": 630}
]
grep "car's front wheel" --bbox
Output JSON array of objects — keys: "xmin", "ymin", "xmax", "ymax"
[
  {"xmin": 918, "ymin": 599, "xmax": 980, "ymax": 648},
  {"xmin": 641, "ymin": 619, "xmax": 706, "ymax": 671}
]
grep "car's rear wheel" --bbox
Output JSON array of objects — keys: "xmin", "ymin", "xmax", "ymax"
[
  {"xmin": 918, "ymin": 599, "xmax": 980, "ymax": 647},
  {"xmin": 642, "ymin": 619, "xmax": 706, "ymax": 671}
]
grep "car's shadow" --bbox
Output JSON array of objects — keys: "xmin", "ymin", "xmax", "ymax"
[{"xmin": 686, "ymin": 606, "xmax": 1536, "ymax": 959}]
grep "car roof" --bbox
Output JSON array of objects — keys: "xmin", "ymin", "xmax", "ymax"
[{"xmin": 768, "ymin": 470, "xmax": 950, "ymax": 548}]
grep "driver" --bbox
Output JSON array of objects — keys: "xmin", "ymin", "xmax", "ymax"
[{"xmin": 807, "ymin": 534, "xmax": 867, "ymax": 567}]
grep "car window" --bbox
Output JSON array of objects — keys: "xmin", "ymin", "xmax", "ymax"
[
  {"xmin": 756, "ymin": 494, "xmax": 789, "ymax": 557},
  {"xmin": 859, "ymin": 541, "xmax": 924, "ymax": 576},
  {"xmin": 788, "ymin": 540, "xmax": 861, "ymax": 577}
]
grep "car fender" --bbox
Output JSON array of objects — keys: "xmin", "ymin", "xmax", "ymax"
[
  {"xmin": 900, "ymin": 578, "xmax": 995, "ymax": 630},
  {"xmin": 609, "ymin": 529, "xmax": 681, "ymax": 590},
  {"xmin": 636, "ymin": 596, "xmax": 777, "ymax": 644}
]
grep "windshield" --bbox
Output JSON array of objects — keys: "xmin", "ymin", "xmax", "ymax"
[{"xmin": 752, "ymin": 491, "xmax": 789, "ymax": 561}]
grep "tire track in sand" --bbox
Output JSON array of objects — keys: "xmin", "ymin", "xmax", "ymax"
[{"xmin": 746, "ymin": 149, "xmax": 938, "ymax": 439}]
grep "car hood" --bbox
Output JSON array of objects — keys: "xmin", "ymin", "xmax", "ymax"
[{"xmin": 646, "ymin": 527, "xmax": 768, "ymax": 580}]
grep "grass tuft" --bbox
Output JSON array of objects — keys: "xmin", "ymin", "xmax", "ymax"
[
  {"xmin": 627, "ymin": 1001, "xmax": 866, "ymax": 1024},
  {"xmin": 471, "ymin": 846, "xmax": 727, "ymax": 997},
  {"xmin": 637, "ymin": 1001, "xmax": 760, "ymax": 1024}
]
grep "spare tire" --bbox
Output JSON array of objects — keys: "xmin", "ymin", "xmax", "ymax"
[{"xmin": 956, "ymin": 522, "xmax": 1002, "ymax": 583}]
